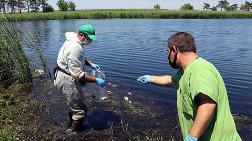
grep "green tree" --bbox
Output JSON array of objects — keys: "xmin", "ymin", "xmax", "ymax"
[
  {"xmin": 68, "ymin": 1, "xmax": 75, "ymax": 11},
  {"xmin": 8, "ymin": 0, "xmax": 18, "ymax": 13},
  {"xmin": 211, "ymin": 6, "xmax": 218, "ymax": 11},
  {"xmin": 30, "ymin": 0, "xmax": 41, "ymax": 12},
  {"xmin": 25, "ymin": 0, "xmax": 30, "ymax": 12},
  {"xmin": 42, "ymin": 3, "xmax": 53, "ymax": 12},
  {"xmin": 17, "ymin": 0, "xmax": 26, "ymax": 13},
  {"xmin": 203, "ymin": 3, "xmax": 210, "ymax": 10},
  {"xmin": 0, "ymin": 0, "xmax": 7, "ymax": 13},
  {"xmin": 154, "ymin": 4, "xmax": 160, "ymax": 10},
  {"xmin": 41, "ymin": 0, "xmax": 47, "ymax": 11},
  {"xmin": 57, "ymin": 0, "xmax": 68, "ymax": 11},
  {"xmin": 181, "ymin": 3, "xmax": 194, "ymax": 10},
  {"xmin": 240, "ymin": 1, "xmax": 252, "ymax": 11},
  {"xmin": 217, "ymin": 0, "xmax": 230, "ymax": 11},
  {"xmin": 225, "ymin": 4, "xmax": 238, "ymax": 11}
]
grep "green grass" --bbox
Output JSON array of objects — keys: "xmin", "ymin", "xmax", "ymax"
[
  {"xmin": 0, "ymin": 83, "xmax": 38, "ymax": 141},
  {"xmin": 1, "ymin": 9, "xmax": 252, "ymax": 21},
  {"xmin": 0, "ymin": 127, "xmax": 17, "ymax": 141},
  {"xmin": 31, "ymin": 99, "xmax": 39, "ymax": 109},
  {"xmin": 0, "ymin": 106, "xmax": 12, "ymax": 120},
  {"xmin": 0, "ymin": 15, "xmax": 50, "ymax": 85}
]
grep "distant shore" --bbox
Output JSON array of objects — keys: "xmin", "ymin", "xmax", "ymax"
[{"xmin": 1, "ymin": 9, "xmax": 252, "ymax": 21}]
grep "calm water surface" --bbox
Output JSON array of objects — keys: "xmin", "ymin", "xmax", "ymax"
[{"xmin": 20, "ymin": 19, "xmax": 252, "ymax": 116}]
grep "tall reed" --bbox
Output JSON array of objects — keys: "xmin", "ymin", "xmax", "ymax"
[
  {"xmin": 0, "ymin": 15, "xmax": 49, "ymax": 85},
  {"xmin": 1, "ymin": 10, "xmax": 252, "ymax": 21}
]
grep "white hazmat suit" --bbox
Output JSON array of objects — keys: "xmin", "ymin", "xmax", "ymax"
[{"xmin": 54, "ymin": 32, "xmax": 87, "ymax": 123}]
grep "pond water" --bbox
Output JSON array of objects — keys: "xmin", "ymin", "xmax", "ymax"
[{"xmin": 21, "ymin": 19, "xmax": 252, "ymax": 116}]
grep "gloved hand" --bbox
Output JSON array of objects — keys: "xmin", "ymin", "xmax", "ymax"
[
  {"xmin": 91, "ymin": 63, "xmax": 100, "ymax": 70},
  {"xmin": 137, "ymin": 75, "xmax": 152, "ymax": 84},
  {"xmin": 184, "ymin": 134, "xmax": 198, "ymax": 141},
  {"xmin": 96, "ymin": 78, "xmax": 105, "ymax": 87}
]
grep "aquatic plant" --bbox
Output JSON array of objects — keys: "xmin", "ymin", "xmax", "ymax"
[
  {"xmin": 1, "ymin": 10, "xmax": 252, "ymax": 21},
  {"xmin": 0, "ymin": 15, "xmax": 50, "ymax": 85}
]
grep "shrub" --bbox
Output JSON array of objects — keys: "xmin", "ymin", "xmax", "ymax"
[
  {"xmin": 43, "ymin": 4, "xmax": 54, "ymax": 12},
  {"xmin": 154, "ymin": 4, "xmax": 161, "ymax": 10},
  {"xmin": 57, "ymin": 0, "xmax": 68, "ymax": 11},
  {"xmin": 181, "ymin": 3, "xmax": 194, "ymax": 10},
  {"xmin": 68, "ymin": 1, "xmax": 76, "ymax": 11}
]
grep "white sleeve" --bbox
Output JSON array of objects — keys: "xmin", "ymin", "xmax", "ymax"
[{"xmin": 67, "ymin": 45, "xmax": 85, "ymax": 80}]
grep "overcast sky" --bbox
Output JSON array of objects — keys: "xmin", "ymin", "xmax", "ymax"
[{"xmin": 48, "ymin": 0, "xmax": 246, "ymax": 10}]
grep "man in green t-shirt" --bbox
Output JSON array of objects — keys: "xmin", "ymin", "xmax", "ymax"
[{"xmin": 138, "ymin": 32, "xmax": 241, "ymax": 141}]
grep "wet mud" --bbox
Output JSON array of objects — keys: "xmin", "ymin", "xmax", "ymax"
[{"xmin": 1, "ymin": 78, "xmax": 251, "ymax": 141}]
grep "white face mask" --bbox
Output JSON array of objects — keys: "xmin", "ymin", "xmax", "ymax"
[{"xmin": 82, "ymin": 38, "xmax": 91, "ymax": 45}]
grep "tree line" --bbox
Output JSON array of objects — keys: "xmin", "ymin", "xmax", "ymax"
[
  {"xmin": 0, "ymin": 0, "xmax": 76, "ymax": 13},
  {"xmin": 0, "ymin": 0, "xmax": 53, "ymax": 13},
  {"xmin": 56, "ymin": 0, "xmax": 75, "ymax": 11},
  {"xmin": 203, "ymin": 0, "xmax": 252, "ymax": 11},
  {"xmin": 154, "ymin": 0, "xmax": 252, "ymax": 11},
  {"xmin": 1, "ymin": 0, "xmax": 252, "ymax": 14}
]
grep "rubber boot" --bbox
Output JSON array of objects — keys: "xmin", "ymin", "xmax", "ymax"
[
  {"xmin": 71, "ymin": 118, "xmax": 85, "ymax": 132},
  {"xmin": 66, "ymin": 118, "xmax": 85, "ymax": 135}
]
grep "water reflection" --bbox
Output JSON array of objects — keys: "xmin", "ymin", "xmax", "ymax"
[{"xmin": 20, "ymin": 19, "xmax": 252, "ymax": 116}]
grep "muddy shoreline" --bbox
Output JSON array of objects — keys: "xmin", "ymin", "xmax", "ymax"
[{"xmin": 0, "ymin": 78, "xmax": 251, "ymax": 140}]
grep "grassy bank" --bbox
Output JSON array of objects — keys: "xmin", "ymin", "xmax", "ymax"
[
  {"xmin": 0, "ymin": 83, "xmax": 39, "ymax": 141},
  {"xmin": 1, "ymin": 9, "xmax": 252, "ymax": 21}
]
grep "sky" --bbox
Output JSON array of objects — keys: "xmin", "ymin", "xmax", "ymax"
[{"xmin": 48, "ymin": 0, "xmax": 246, "ymax": 10}]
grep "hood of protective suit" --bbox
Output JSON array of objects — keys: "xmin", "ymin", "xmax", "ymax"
[
  {"xmin": 65, "ymin": 32, "xmax": 82, "ymax": 44},
  {"xmin": 56, "ymin": 32, "xmax": 85, "ymax": 80}
]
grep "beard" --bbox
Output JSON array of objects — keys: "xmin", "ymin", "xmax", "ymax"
[{"xmin": 168, "ymin": 52, "xmax": 179, "ymax": 69}]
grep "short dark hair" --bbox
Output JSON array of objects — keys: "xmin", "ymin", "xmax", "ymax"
[{"xmin": 167, "ymin": 32, "xmax": 196, "ymax": 53}]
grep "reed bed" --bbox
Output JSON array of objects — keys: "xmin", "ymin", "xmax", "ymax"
[
  {"xmin": 0, "ymin": 16, "xmax": 49, "ymax": 85},
  {"xmin": 1, "ymin": 10, "xmax": 252, "ymax": 21}
]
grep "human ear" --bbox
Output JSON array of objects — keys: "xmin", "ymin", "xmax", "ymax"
[{"xmin": 172, "ymin": 45, "xmax": 178, "ymax": 53}]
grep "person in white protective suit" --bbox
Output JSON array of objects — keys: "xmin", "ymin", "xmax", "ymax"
[{"xmin": 54, "ymin": 24, "xmax": 105, "ymax": 133}]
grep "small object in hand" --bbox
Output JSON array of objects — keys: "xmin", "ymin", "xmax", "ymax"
[
  {"xmin": 137, "ymin": 75, "xmax": 151, "ymax": 84},
  {"xmin": 137, "ymin": 77, "xmax": 143, "ymax": 82}
]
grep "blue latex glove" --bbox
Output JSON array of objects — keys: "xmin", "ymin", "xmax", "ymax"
[
  {"xmin": 96, "ymin": 78, "xmax": 105, "ymax": 87},
  {"xmin": 137, "ymin": 75, "xmax": 151, "ymax": 84},
  {"xmin": 91, "ymin": 63, "xmax": 100, "ymax": 70},
  {"xmin": 184, "ymin": 134, "xmax": 198, "ymax": 141}
]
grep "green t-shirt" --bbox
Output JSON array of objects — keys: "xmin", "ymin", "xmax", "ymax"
[{"xmin": 172, "ymin": 57, "xmax": 241, "ymax": 141}]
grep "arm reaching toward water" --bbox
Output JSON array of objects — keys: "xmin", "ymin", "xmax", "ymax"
[{"xmin": 137, "ymin": 75, "xmax": 174, "ymax": 86}]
